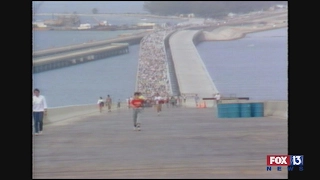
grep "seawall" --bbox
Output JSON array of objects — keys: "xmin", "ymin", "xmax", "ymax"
[
  {"xmin": 197, "ymin": 16, "xmax": 287, "ymax": 42},
  {"xmin": 264, "ymin": 101, "xmax": 287, "ymax": 119},
  {"xmin": 42, "ymin": 100, "xmax": 287, "ymax": 125},
  {"xmin": 44, "ymin": 103, "xmax": 126, "ymax": 125}
]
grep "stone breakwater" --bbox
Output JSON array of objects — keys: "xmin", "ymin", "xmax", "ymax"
[
  {"xmin": 199, "ymin": 11, "xmax": 287, "ymax": 41},
  {"xmin": 200, "ymin": 24, "xmax": 287, "ymax": 41}
]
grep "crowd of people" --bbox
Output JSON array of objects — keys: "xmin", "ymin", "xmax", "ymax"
[
  {"xmin": 135, "ymin": 21, "xmax": 207, "ymax": 99},
  {"xmin": 96, "ymin": 94, "xmax": 121, "ymax": 113},
  {"xmin": 136, "ymin": 29, "xmax": 175, "ymax": 98}
]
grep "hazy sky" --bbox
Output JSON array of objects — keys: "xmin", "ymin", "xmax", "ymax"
[{"xmin": 33, "ymin": 1, "xmax": 147, "ymax": 14}]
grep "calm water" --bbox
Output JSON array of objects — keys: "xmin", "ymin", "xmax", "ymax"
[
  {"xmin": 197, "ymin": 28, "xmax": 288, "ymax": 101},
  {"xmin": 33, "ymin": 30, "xmax": 146, "ymax": 51},
  {"xmin": 33, "ymin": 43, "xmax": 140, "ymax": 108}
]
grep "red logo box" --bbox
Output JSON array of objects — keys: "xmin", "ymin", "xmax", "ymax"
[{"xmin": 266, "ymin": 155, "xmax": 290, "ymax": 166}]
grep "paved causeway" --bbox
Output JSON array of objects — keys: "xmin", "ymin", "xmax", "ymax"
[{"xmin": 33, "ymin": 106, "xmax": 287, "ymax": 179}]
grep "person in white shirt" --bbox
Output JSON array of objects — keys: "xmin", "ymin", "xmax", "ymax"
[
  {"xmin": 126, "ymin": 97, "xmax": 130, "ymax": 109},
  {"xmin": 154, "ymin": 93, "xmax": 163, "ymax": 115},
  {"xmin": 214, "ymin": 93, "xmax": 221, "ymax": 104},
  {"xmin": 97, "ymin": 97, "xmax": 104, "ymax": 113},
  {"xmin": 32, "ymin": 88, "xmax": 48, "ymax": 136}
]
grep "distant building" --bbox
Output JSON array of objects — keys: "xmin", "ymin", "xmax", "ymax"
[
  {"xmin": 43, "ymin": 14, "xmax": 80, "ymax": 27},
  {"xmin": 268, "ymin": 7, "xmax": 275, "ymax": 11},
  {"xmin": 275, "ymin": 4, "xmax": 287, "ymax": 9},
  {"xmin": 78, "ymin": 23, "xmax": 91, "ymax": 30},
  {"xmin": 188, "ymin": 13, "xmax": 195, "ymax": 18},
  {"xmin": 32, "ymin": 22, "xmax": 47, "ymax": 28},
  {"xmin": 228, "ymin": 13, "xmax": 235, "ymax": 18},
  {"xmin": 268, "ymin": 4, "xmax": 287, "ymax": 11},
  {"xmin": 137, "ymin": 22, "xmax": 156, "ymax": 29}
]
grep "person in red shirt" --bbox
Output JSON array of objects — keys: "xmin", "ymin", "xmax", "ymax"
[{"xmin": 130, "ymin": 92, "xmax": 144, "ymax": 131}]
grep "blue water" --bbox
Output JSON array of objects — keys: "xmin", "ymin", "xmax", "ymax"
[
  {"xmin": 33, "ymin": 30, "xmax": 146, "ymax": 51},
  {"xmin": 33, "ymin": 44, "xmax": 140, "ymax": 107},
  {"xmin": 197, "ymin": 28, "xmax": 288, "ymax": 101},
  {"xmin": 32, "ymin": 2, "xmax": 288, "ymax": 107}
]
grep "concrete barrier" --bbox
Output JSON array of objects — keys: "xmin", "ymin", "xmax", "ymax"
[
  {"xmin": 263, "ymin": 101, "xmax": 288, "ymax": 119},
  {"xmin": 44, "ymin": 103, "xmax": 126, "ymax": 125},
  {"xmin": 44, "ymin": 104, "xmax": 98, "ymax": 125}
]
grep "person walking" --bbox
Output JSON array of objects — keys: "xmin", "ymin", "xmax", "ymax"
[
  {"xmin": 106, "ymin": 95, "xmax": 112, "ymax": 112},
  {"xmin": 97, "ymin": 97, "xmax": 104, "ymax": 113},
  {"xmin": 166, "ymin": 96, "xmax": 170, "ymax": 108},
  {"xmin": 214, "ymin": 93, "xmax": 221, "ymax": 105},
  {"xmin": 194, "ymin": 94, "xmax": 200, "ymax": 107},
  {"xmin": 178, "ymin": 96, "xmax": 182, "ymax": 107},
  {"xmin": 32, "ymin": 88, "xmax": 47, "ymax": 136},
  {"xmin": 154, "ymin": 93, "xmax": 162, "ymax": 115},
  {"xmin": 117, "ymin": 99, "xmax": 121, "ymax": 109},
  {"xmin": 170, "ymin": 96, "xmax": 176, "ymax": 107},
  {"xmin": 126, "ymin": 97, "xmax": 130, "ymax": 109},
  {"xmin": 130, "ymin": 92, "xmax": 144, "ymax": 131}
]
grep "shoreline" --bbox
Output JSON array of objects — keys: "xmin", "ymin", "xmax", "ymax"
[
  {"xmin": 34, "ymin": 13, "xmax": 187, "ymax": 20},
  {"xmin": 200, "ymin": 25, "xmax": 287, "ymax": 42},
  {"xmin": 200, "ymin": 11, "xmax": 287, "ymax": 41}
]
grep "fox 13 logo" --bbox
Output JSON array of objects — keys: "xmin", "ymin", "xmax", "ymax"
[{"xmin": 266, "ymin": 155, "xmax": 304, "ymax": 171}]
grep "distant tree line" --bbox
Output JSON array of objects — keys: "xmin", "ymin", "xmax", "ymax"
[{"xmin": 143, "ymin": 1, "xmax": 287, "ymax": 18}]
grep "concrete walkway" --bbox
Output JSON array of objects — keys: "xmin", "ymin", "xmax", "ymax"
[
  {"xmin": 169, "ymin": 30, "xmax": 219, "ymax": 98},
  {"xmin": 33, "ymin": 106, "xmax": 287, "ymax": 179}
]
